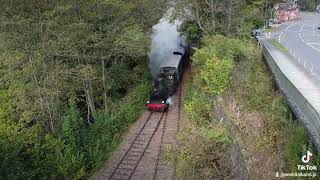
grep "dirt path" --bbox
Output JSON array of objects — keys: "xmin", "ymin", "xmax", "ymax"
[{"xmin": 91, "ymin": 68, "xmax": 189, "ymax": 180}]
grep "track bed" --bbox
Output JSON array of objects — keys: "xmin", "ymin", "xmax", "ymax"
[{"xmin": 91, "ymin": 67, "xmax": 190, "ymax": 180}]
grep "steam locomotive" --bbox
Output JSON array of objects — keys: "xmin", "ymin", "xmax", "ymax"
[{"xmin": 146, "ymin": 44, "xmax": 191, "ymax": 111}]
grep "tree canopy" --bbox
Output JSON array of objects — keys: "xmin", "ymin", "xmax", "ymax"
[{"xmin": 0, "ymin": 0, "xmax": 167, "ymax": 178}]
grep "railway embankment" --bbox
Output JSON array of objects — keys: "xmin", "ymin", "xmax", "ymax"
[{"xmin": 167, "ymin": 35, "xmax": 319, "ymax": 179}]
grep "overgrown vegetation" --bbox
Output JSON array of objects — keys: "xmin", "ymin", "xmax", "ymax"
[
  {"xmin": 1, "ymin": 0, "xmax": 319, "ymax": 179},
  {"xmin": 286, "ymin": 122, "xmax": 320, "ymax": 176},
  {"xmin": 173, "ymin": 2, "xmax": 319, "ymax": 176},
  {"xmin": 175, "ymin": 0, "xmax": 267, "ymax": 37},
  {"xmin": 169, "ymin": 124, "xmax": 232, "ymax": 179},
  {"xmin": 270, "ymin": 39, "xmax": 288, "ymax": 52},
  {"xmin": 168, "ymin": 35, "xmax": 256, "ymax": 179},
  {"xmin": 0, "ymin": 0, "xmax": 166, "ymax": 178},
  {"xmin": 298, "ymin": 0, "xmax": 318, "ymax": 11},
  {"xmin": 226, "ymin": 37, "xmax": 319, "ymax": 178}
]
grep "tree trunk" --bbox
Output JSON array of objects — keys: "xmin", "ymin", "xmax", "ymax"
[
  {"xmin": 226, "ymin": 0, "xmax": 233, "ymax": 36},
  {"xmin": 194, "ymin": 0, "xmax": 209, "ymax": 35},
  {"xmin": 83, "ymin": 79, "xmax": 95, "ymax": 124},
  {"xmin": 102, "ymin": 60, "xmax": 108, "ymax": 114},
  {"xmin": 210, "ymin": 0, "xmax": 215, "ymax": 32}
]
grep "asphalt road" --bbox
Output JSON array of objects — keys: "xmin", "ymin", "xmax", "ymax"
[{"xmin": 276, "ymin": 12, "xmax": 320, "ymax": 79}]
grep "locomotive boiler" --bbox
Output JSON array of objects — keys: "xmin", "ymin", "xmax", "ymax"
[{"xmin": 146, "ymin": 44, "xmax": 191, "ymax": 111}]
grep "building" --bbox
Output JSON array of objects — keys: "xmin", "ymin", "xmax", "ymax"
[{"xmin": 274, "ymin": 0, "xmax": 300, "ymax": 23}]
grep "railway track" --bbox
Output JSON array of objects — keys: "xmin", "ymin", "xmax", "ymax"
[
  {"xmin": 154, "ymin": 84, "xmax": 183, "ymax": 179},
  {"xmin": 108, "ymin": 112, "xmax": 167, "ymax": 180},
  {"xmin": 92, "ymin": 66, "xmax": 190, "ymax": 180}
]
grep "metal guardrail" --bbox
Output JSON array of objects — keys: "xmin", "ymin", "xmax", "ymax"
[{"xmin": 261, "ymin": 39, "xmax": 320, "ymax": 151}]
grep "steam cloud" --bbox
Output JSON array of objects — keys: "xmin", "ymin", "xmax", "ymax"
[{"xmin": 148, "ymin": 10, "xmax": 182, "ymax": 79}]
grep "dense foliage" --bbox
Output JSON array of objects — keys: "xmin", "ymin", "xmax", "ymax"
[
  {"xmin": 174, "ymin": 36, "xmax": 252, "ymax": 179},
  {"xmin": 1, "ymin": 0, "xmax": 318, "ymax": 178},
  {"xmin": 298, "ymin": 0, "xmax": 318, "ymax": 11},
  {"xmin": 227, "ymin": 38, "xmax": 320, "ymax": 176},
  {"xmin": 0, "ymin": 0, "xmax": 167, "ymax": 178},
  {"xmin": 184, "ymin": 35, "xmax": 253, "ymax": 130},
  {"xmin": 175, "ymin": 0, "xmax": 271, "ymax": 37}
]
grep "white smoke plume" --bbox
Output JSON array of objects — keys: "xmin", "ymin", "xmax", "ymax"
[
  {"xmin": 148, "ymin": 9, "xmax": 182, "ymax": 79},
  {"xmin": 166, "ymin": 96, "xmax": 174, "ymax": 110}
]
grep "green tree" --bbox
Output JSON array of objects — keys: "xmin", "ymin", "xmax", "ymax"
[
  {"xmin": 175, "ymin": 0, "xmax": 266, "ymax": 37},
  {"xmin": 56, "ymin": 99, "xmax": 86, "ymax": 179},
  {"xmin": 0, "ymin": 0, "xmax": 167, "ymax": 178}
]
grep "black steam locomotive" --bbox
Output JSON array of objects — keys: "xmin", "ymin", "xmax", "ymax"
[{"xmin": 146, "ymin": 44, "xmax": 191, "ymax": 111}]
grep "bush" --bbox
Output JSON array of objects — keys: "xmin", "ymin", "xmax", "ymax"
[
  {"xmin": 55, "ymin": 99, "xmax": 86, "ymax": 179},
  {"xmin": 172, "ymin": 125, "xmax": 231, "ymax": 179},
  {"xmin": 286, "ymin": 123, "xmax": 319, "ymax": 173},
  {"xmin": 0, "ymin": 126, "xmax": 60, "ymax": 179},
  {"xmin": 192, "ymin": 36, "xmax": 248, "ymax": 96},
  {"xmin": 177, "ymin": 35, "xmax": 248, "ymax": 179},
  {"xmin": 84, "ymin": 82, "xmax": 151, "ymax": 172},
  {"xmin": 179, "ymin": 20, "xmax": 203, "ymax": 46},
  {"xmin": 199, "ymin": 55, "xmax": 233, "ymax": 95},
  {"xmin": 184, "ymin": 86, "xmax": 213, "ymax": 125}
]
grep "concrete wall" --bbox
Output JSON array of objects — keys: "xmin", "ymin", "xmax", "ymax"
[{"xmin": 261, "ymin": 39, "xmax": 320, "ymax": 151}]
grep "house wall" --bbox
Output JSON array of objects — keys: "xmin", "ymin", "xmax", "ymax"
[{"xmin": 275, "ymin": 7, "xmax": 300, "ymax": 23}]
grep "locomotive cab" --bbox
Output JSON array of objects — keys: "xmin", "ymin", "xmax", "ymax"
[{"xmin": 159, "ymin": 67, "xmax": 178, "ymax": 96}]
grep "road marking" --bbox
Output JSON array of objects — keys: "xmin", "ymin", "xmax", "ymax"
[
  {"xmin": 301, "ymin": 30, "xmax": 315, "ymax": 33},
  {"xmin": 303, "ymin": 24, "xmax": 314, "ymax": 27},
  {"xmin": 308, "ymin": 43, "xmax": 320, "ymax": 45},
  {"xmin": 286, "ymin": 30, "xmax": 300, "ymax": 33},
  {"xmin": 300, "ymin": 24, "xmax": 304, "ymax": 33},
  {"xmin": 306, "ymin": 43, "xmax": 320, "ymax": 53},
  {"xmin": 279, "ymin": 23, "xmax": 298, "ymax": 42},
  {"xmin": 302, "ymin": 34, "xmax": 320, "ymax": 38},
  {"xmin": 299, "ymin": 32, "xmax": 306, "ymax": 43},
  {"xmin": 285, "ymin": 23, "xmax": 298, "ymax": 31}
]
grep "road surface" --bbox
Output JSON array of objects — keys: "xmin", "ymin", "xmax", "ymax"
[{"xmin": 275, "ymin": 12, "xmax": 320, "ymax": 79}]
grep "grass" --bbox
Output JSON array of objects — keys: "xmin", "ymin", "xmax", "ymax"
[
  {"xmin": 263, "ymin": 27, "xmax": 280, "ymax": 32},
  {"xmin": 286, "ymin": 122, "xmax": 319, "ymax": 176},
  {"xmin": 225, "ymin": 39, "xmax": 319, "ymax": 178},
  {"xmin": 270, "ymin": 38, "xmax": 288, "ymax": 52},
  {"xmin": 167, "ymin": 123, "xmax": 232, "ymax": 180},
  {"xmin": 171, "ymin": 79, "xmax": 232, "ymax": 179}
]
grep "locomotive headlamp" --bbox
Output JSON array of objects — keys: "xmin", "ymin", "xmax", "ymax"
[
  {"xmin": 147, "ymin": 101, "xmax": 150, "ymax": 104},
  {"xmin": 161, "ymin": 101, "xmax": 165, "ymax": 104}
]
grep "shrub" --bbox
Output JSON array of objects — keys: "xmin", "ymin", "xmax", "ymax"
[
  {"xmin": 172, "ymin": 125, "xmax": 231, "ymax": 179},
  {"xmin": 179, "ymin": 20, "xmax": 203, "ymax": 46},
  {"xmin": 184, "ymin": 87, "xmax": 213, "ymax": 125},
  {"xmin": 178, "ymin": 35, "xmax": 246, "ymax": 179},
  {"xmin": 55, "ymin": 99, "xmax": 86, "ymax": 179},
  {"xmin": 84, "ymin": 82, "xmax": 151, "ymax": 171}
]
